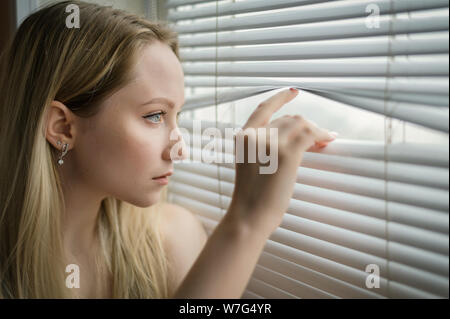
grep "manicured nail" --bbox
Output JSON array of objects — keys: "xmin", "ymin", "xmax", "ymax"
[
  {"xmin": 290, "ymin": 88, "xmax": 299, "ymax": 93},
  {"xmin": 329, "ymin": 131, "xmax": 339, "ymax": 138}
]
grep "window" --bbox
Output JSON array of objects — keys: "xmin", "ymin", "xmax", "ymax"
[
  {"xmin": 16, "ymin": 0, "xmax": 160, "ymax": 26},
  {"xmin": 167, "ymin": 0, "xmax": 449, "ymax": 298}
]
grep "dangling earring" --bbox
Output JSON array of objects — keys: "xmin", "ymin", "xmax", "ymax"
[{"xmin": 57, "ymin": 141, "xmax": 69, "ymax": 165}]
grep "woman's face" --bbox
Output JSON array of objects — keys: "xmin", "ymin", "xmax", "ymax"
[{"xmin": 73, "ymin": 41, "xmax": 186, "ymax": 207}]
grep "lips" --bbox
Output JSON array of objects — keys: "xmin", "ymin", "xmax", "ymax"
[{"xmin": 152, "ymin": 171, "xmax": 173, "ymax": 180}]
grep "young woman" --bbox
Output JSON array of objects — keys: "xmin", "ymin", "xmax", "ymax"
[{"xmin": 0, "ymin": 1, "xmax": 336, "ymax": 298}]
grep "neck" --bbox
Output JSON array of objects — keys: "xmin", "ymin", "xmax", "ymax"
[{"xmin": 58, "ymin": 162, "xmax": 106, "ymax": 256}]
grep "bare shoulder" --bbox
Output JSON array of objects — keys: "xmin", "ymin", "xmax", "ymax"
[
  {"xmin": 159, "ymin": 202, "xmax": 208, "ymax": 246},
  {"xmin": 158, "ymin": 202, "xmax": 208, "ymax": 295}
]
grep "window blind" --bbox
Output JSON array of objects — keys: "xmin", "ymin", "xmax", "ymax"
[{"xmin": 166, "ymin": 0, "xmax": 449, "ymax": 299}]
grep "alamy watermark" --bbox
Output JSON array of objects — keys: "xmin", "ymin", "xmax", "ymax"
[
  {"xmin": 365, "ymin": 4, "xmax": 380, "ymax": 29},
  {"xmin": 169, "ymin": 120, "xmax": 279, "ymax": 174},
  {"xmin": 65, "ymin": 4, "xmax": 80, "ymax": 29},
  {"xmin": 65, "ymin": 264, "xmax": 80, "ymax": 289},
  {"xmin": 365, "ymin": 264, "xmax": 380, "ymax": 289}
]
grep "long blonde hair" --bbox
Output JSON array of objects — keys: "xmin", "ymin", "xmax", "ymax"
[{"xmin": 0, "ymin": 1, "xmax": 179, "ymax": 298}]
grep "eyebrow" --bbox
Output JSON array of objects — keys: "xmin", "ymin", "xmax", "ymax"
[{"xmin": 140, "ymin": 97, "xmax": 184, "ymax": 109}]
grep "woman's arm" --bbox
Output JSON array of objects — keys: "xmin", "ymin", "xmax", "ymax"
[
  {"xmin": 172, "ymin": 89, "xmax": 336, "ymax": 299},
  {"xmin": 171, "ymin": 207, "xmax": 267, "ymax": 299}
]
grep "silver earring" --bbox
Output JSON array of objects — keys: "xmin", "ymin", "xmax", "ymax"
[{"xmin": 57, "ymin": 142, "xmax": 69, "ymax": 165}]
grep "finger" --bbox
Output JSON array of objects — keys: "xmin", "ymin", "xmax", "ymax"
[
  {"xmin": 267, "ymin": 115, "xmax": 301, "ymax": 143},
  {"xmin": 270, "ymin": 115, "xmax": 336, "ymax": 149},
  {"xmin": 315, "ymin": 132, "xmax": 338, "ymax": 147},
  {"xmin": 311, "ymin": 125, "xmax": 338, "ymax": 143},
  {"xmin": 287, "ymin": 115, "xmax": 337, "ymax": 144},
  {"xmin": 306, "ymin": 144, "xmax": 327, "ymax": 152},
  {"xmin": 243, "ymin": 88, "xmax": 299, "ymax": 130},
  {"xmin": 307, "ymin": 139, "xmax": 335, "ymax": 152}
]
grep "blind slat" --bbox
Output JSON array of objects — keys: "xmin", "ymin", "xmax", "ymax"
[
  {"xmin": 180, "ymin": 33, "xmax": 449, "ymax": 61},
  {"xmin": 175, "ymin": 161, "xmax": 449, "ymax": 232},
  {"xmin": 178, "ymin": 122, "xmax": 449, "ymax": 167},
  {"xmin": 175, "ymin": 154, "xmax": 449, "ymax": 191},
  {"xmin": 170, "ymin": 194, "xmax": 449, "ymax": 297},
  {"xmin": 311, "ymin": 91, "xmax": 449, "ymax": 133},
  {"xmin": 252, "ymin": 264, "xmax": 338, "ymax": 298},
  {"xmin": 183, "ymin": 56, "xmax": 449, "ymax": 77},
  {"xmin": 388, "ymin": 281, "xmax": 442, "ymax": 298},
  {"xmin": 198, "ymin": 214, "xmax": 443, "ymax": 299},
  {"xmin": 257, "ymin": 252, "xmax": 381, "ymax": 299},
  {"xmin": 172, "ymin": 0, "xmax": 449, "ymax": 34},
  {"xmin": 324, "ymin": 90, "xmax": 449, "ymax": 107},
  {"xmin": 195, "ymin": 213, "xmax": 390, "ymax": 297},
  {"xmin": 174, "ymin": 161, "xmax": 449, "ymax": 235},
  {"xmin": 179, "ymin": 12, "xmax": 449, "ymax": 47},
  {"xmin": 169, "ymin": 184, "xmax": 449, "ymax": 278},
  {"xmin": 171, "ymin": 169, "xmax": 446, "ymax": 232},
  {"xmin": 166, "ymin": 0, "xmax": 216, "ymax": 8},
  {"xmin": 171, "ymin": 176, "xmax": 449, "ymax": 238},
  {"xmin": 389, "ymin": 261, "xmax": 449, "ymax": 297},
  {"xmin": 246, "ymin": 277, "xmax": 298, "ymax": 299},
  {"xmin": 318, "ymin": 152, "xmax": 445, "ymax": 190},
  {"xmin": 183, "ymin": 85, "xmax": 448, "ymax": 114},
  {"xmin": 180, "ymin": 86, "xmax": 448, "ymax": 130},
  {"xmin": 173, "ymin": 159, "xmax": 449, "ymax": 213},
  {"xmin": 168, "ymin": 0, "xmax": 334, "ymax": 21},
  {"xmin": 241, "ymin": 290, "xmax": 264, "ymax": 299},
  {"xmin": 183, "ymin": 77, "xmax": 449, "ymax": 96}
]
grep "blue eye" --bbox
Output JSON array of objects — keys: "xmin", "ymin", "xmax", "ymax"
[{"xmin": 144, "ymin": 111, "xmax": 166, "ymax": 124}]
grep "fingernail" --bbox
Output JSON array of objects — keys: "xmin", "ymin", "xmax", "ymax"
[
  {"xmin": 290, "ymin": 88, "xmax": 299, "ymax": 93},
  {"xmin": 329, "ymin": 131, "xmax": 339, "ymax": 138}
]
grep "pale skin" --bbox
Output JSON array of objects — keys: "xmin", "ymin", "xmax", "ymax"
[
  {"xmin": 46, "ymin": 41, "xmax": 190, "ymax": 298},
  {"xmin": 45, "ymin": 41, "xmax": 336, "ymax": 299}
]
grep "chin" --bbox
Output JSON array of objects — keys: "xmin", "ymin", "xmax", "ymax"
[{"xmin": 130, "ymin": 190, "xmax": 162, "ymax": 208}]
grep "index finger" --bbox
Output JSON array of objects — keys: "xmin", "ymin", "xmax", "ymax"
[{"xmin": 243, "ymin": 88, "xmax": 299, "ymax": 129}]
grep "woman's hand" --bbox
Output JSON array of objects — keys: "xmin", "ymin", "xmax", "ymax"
[
  {"xmin": 225, "ymin": 88, "xmax": 337, "ymax": 238},
  {"xmin": 172, "ymin": 89, "xmax": 338, "ymax": 299}
]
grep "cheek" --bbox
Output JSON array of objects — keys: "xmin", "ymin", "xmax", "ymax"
[
  {"xmin": 121, "ymin": 132, "xmax": 164, "ymax": 172},
  {"xmin": 75, "ymin": 119, "xmax": 166, "ymax": 192},
  {"xmin": 110, "ymin": 128, "xmax": 167, "ymax": 206},
  {"xmin": 103, "ymin": 124, "xmax": 165, "ymax": 179}
]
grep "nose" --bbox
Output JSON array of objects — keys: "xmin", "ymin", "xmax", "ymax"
[{"xmin": 162, "ymin": 127, "xmax": 188, "ymax": 161}]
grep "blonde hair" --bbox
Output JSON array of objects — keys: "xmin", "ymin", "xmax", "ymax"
[{"xmin": 0, "ymin": 1, "xmax": 179, "ymax": 298}]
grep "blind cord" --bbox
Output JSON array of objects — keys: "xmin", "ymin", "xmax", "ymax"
[
  {"xmin": 147, "ymin": 0, "xmax": 158, "ymax": 21},
  {"xmin": 383, "ymin": 0, "xmax": 396, "ymax": 298},
  {"xmin": 214, "ymin": 0, "xmax": 225, "ymax": 218}
]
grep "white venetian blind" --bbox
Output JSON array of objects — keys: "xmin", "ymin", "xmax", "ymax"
[{"xmin": 165, "ymin": 0, "xmax": 449, "ymax": 299}]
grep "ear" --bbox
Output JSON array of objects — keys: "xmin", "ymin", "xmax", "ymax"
[{"xmin": 45, "ymin": 100, "xmax": 77, "ymax": 151}]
